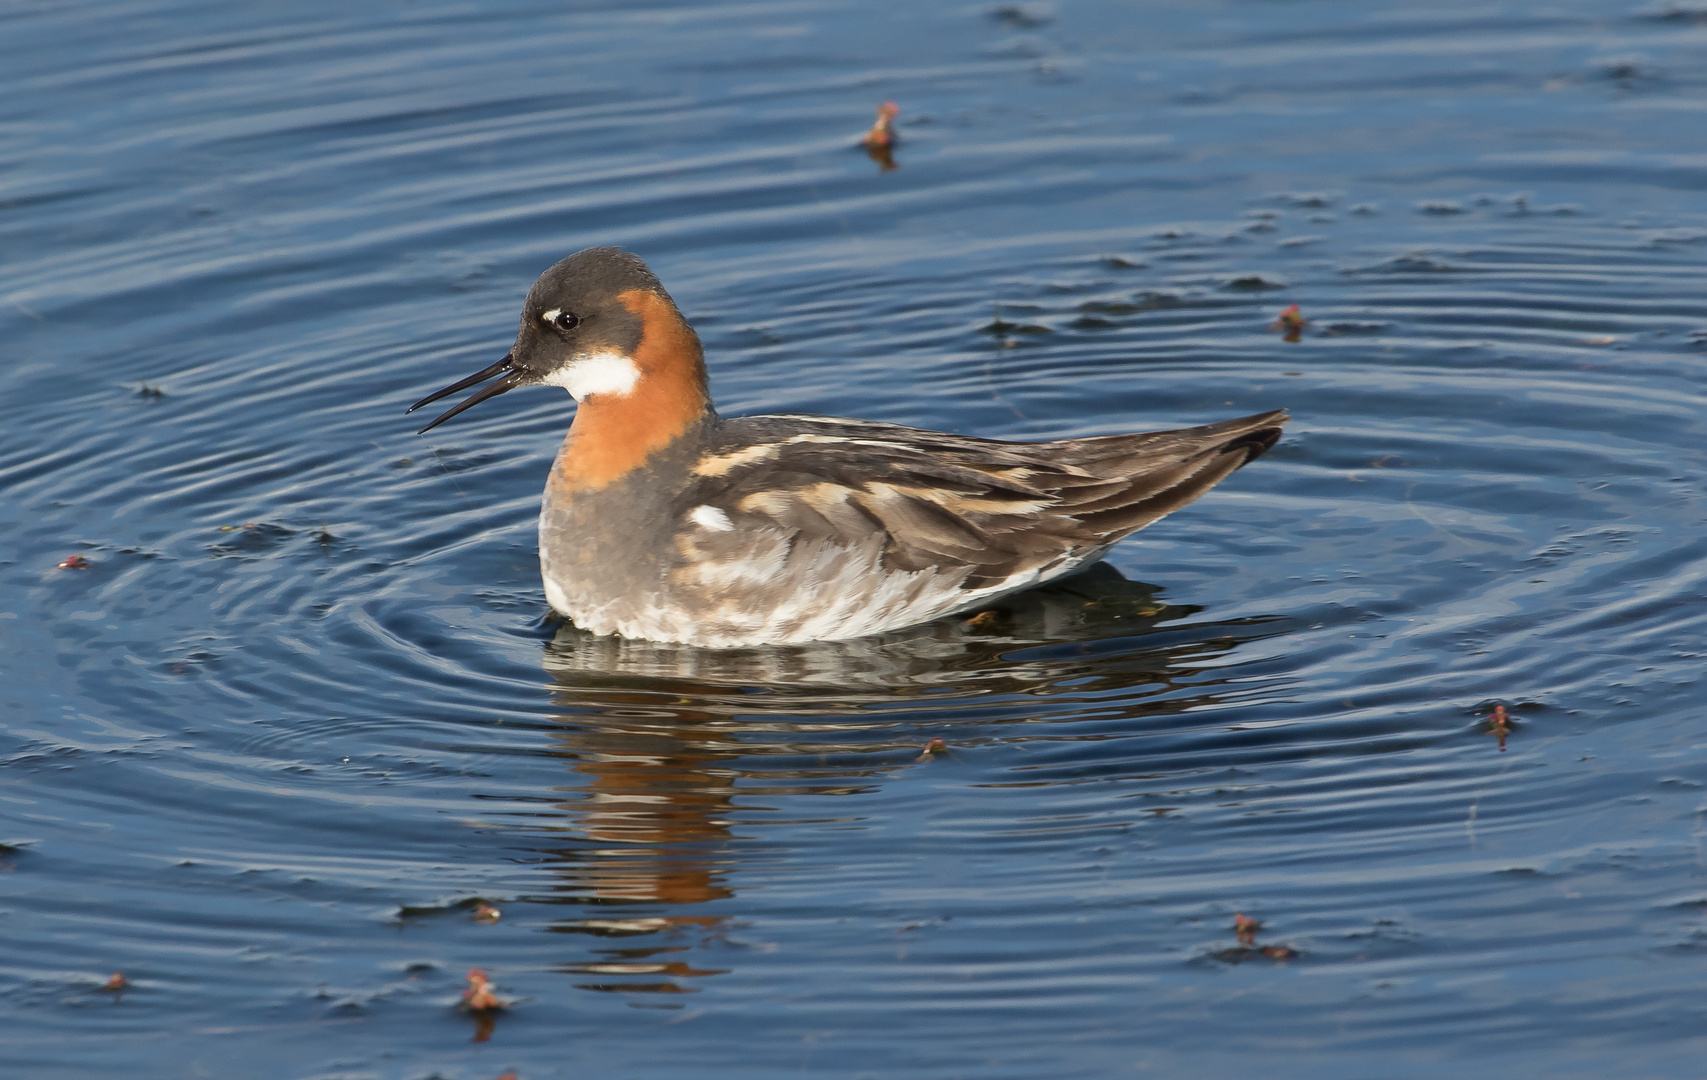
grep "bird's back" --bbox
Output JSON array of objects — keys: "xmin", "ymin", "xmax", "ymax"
[{"xmin": 674, "ymin": 408, "xmax": 1287, "ymax": 588}]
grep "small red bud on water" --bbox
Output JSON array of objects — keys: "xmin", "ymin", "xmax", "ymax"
[
  {"xmin": 57, "ymin": 554, "xmax": 90, "ymax": 569},
  {"xmin": 861, "ymin": 100, "xmax": 900, "ymax": 149},
  {"xmin": 1268, "ymin": 304, "xmax": 1307, "ymax": 342},
  {"xmin": 1233, "ymin": 913, "xmax": 1261, "ymax": 946},
  {"xmin": 861, "ymin": 101, "xmax": 901, "ymax": 171},
  {"xmin": 462, "ymin": 968, "xmax": 504, "ymax": 1042},
  {"xmin": 1487, "ymin": 704, "xmax": 1513, "ymax": 751},
  {"xmin": 462, "ymin": 968, "xmax": 501, "ymax": 1011}
]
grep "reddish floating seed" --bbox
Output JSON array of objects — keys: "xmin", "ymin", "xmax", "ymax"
[
  {"xmin": 1233, "ymin": 913, "xmax": 1262, "ymax": 946},
  {"xmin": 861, "ymin": 100, "xmax": 900, "ymax": 149},
  {"xmin": 860, "ymin": 101, "xmax": 901, "ymax": 171},
  {"xmin": 462, "ymin": 968, "xmax": 501, "ymax": 1012},
  {"xmin": 1488, "ymin": 705, "xmax": 1513, "ymax": 751},
  {"xmin": 57, "ymin": 554, "xmax": 90, "ymax": 569},
  {"xmin": 1268, "ymin": 304, "xmax": 1307, "ymax": 342}
]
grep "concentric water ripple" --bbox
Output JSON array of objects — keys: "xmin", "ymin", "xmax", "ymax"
[{"xmin": 4, "ymin": 1, "xmax": 1707, "ymax": 1077}]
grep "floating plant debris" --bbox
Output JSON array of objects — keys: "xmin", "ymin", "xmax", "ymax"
[{"xmin": 1268, "ymin": 303, "xmax": 1306, "ymax": 342}]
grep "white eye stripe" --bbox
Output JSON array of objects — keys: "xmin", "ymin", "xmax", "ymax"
[{"xmin": 542, "ymin": 308, "xmax": 560, "ymax": 322}]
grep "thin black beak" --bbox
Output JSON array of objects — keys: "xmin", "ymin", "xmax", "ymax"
[{"xmin": 406, "ymin": 353, "xmax": 519, "ymax": 434}]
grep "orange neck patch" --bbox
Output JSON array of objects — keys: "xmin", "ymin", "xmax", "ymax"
[{"xmin": 550, "ymin": 289, "xmax": 712, "ymax": 493}]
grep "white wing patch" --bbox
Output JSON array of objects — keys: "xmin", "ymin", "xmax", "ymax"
[{"xmin": 690, "ymin": 505, "xmax": 735, "ymax": 532}]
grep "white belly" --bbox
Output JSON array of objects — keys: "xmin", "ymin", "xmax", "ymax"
[{"xmin": 539, "ymin": 518, "xmax": 1104, "ymax": 647}]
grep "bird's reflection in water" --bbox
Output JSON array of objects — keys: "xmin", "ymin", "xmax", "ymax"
[{"xmin": 529, "ymin": 564, "xmax": 1281, "ymax": 996}]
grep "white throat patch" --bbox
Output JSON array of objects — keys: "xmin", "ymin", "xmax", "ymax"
[{"xmin": 543, "ymin": 351, "xmax": 641, "ymax": 401}]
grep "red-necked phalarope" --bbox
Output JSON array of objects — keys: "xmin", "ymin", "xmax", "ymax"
[{"xmin": 409, "ymin": 247, "xmax": 1287, "ymax": 647}]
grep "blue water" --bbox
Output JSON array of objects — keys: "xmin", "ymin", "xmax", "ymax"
[{"xmin": 4, "ymin": 1, "xmax": 1707, "ymax": 1076}]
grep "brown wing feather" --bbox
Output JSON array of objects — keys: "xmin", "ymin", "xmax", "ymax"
[{"xmin": 682, "ymin": 410, "xmax": 1286, "ymax": 587}]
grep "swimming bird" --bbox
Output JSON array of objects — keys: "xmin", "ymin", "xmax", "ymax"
[{"xmin": 408, "ymin": 247, "xmax": 1286, "ymax": 647}]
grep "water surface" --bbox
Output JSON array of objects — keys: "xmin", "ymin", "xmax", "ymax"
[{"xmin": 4, "ymin": 1, "xmax": 1707, "ymax": 1076}]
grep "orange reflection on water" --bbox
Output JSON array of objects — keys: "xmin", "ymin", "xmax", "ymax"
[{"xmin": 552, "ymin": 709, "xmax": 738, "ymax": 906}]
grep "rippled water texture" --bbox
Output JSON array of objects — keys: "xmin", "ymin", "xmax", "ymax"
[{"xmin": 5, "ymin": 1, "xmax": 1707, "ymax": 1076}]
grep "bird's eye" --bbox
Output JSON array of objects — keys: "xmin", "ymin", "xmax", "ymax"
[{"xmin": 543, "ymin": 308, "xmax": 580, "ymax": 332}]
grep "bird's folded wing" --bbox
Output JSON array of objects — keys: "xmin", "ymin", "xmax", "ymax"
[{"xmin": 679, "ymin": 411, "xmax": 1285, "ymax": 588}]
